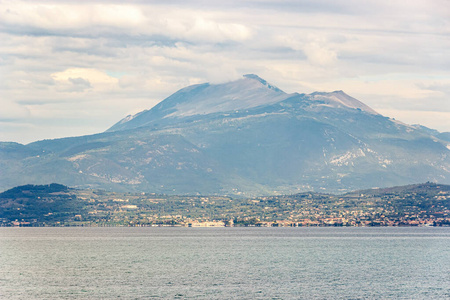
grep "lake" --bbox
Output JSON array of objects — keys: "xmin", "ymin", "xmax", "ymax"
[{"xmin": 0, "ymin": 227, "xmax": 449, "ymax": 299}]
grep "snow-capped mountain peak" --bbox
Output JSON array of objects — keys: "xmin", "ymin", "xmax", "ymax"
[
  {"xmin": 108, "ymin": 75, "xmax": 379, "ymax": 132},
  {"xmin": 163, "ymin": 75, "xmax": 289, "ymax": 118},
  {"xmin": 309, "ymin": 90, "xmax": 378, "ymax": 115},
  {"xmin": 243, "ymin": 74, "xmax": 284, "ymax": 93}
]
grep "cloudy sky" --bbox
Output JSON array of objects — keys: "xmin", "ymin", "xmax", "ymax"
[{"xmin": 1, "ymin": 0, "xmax": 449, "ymax": 144}]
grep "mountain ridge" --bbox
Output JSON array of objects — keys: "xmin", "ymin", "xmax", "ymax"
[
  {"xmin": 107, "ymin": 74, "xmax": 292, "ymax": 132},
  {"xmin": 1, "ymin": 75, "xmax": 450, "ymax": 196},
  {"xmin": 107, "ymin": 75, "xmax": 379, "ymax": 133}
]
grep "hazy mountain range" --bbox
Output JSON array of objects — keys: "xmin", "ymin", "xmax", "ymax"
[{"xmin": 2, "ymin": 74, "xmax": 450, "ymax": 196}]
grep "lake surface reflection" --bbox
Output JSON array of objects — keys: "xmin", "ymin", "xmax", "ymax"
[{"xmin": 0, "ymin": 227, "xmax": 449, "ymax": 299}]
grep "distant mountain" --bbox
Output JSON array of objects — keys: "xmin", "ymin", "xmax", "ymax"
[
  {"xmin": 108, "ymin": 74, "xmax": 378, "ymax": 132},
  {"xmin": 108, "ymin": 74, "xmax": 290, "ymax": 132},
  {"xmin": 1, "ymin": 75, "xmax": 450, "ymax": 195},
  {"xmin": 345, "ymin": 182, "xmax": 450, "ymax": 197}
]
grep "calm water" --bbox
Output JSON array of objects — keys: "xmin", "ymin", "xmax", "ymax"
[{"xmin": 0, "ymin": 227, "xmax": 449, "ymax": 299}]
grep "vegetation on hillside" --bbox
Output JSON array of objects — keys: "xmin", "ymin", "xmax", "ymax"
[{"xmin": 0, "ymin": 183, "xmax": 449, "ymax": 227}]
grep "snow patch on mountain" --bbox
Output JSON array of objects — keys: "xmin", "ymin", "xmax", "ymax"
[
  {"xmin": 310, "ymin": 91, "xmax": 378, "ymax": 115},
  {"xmin": 330, "ymin": 149, "xmax": 366, "ymax": 166},
  {"xmin": 67, "ymin": 154, "xmax": 89, "ymax": 162},
  {"xmin": 117, "ymin": 111, "xmax": 146, "ymax": 125},
  {"xmin": 243, "ymin": 74, "xmax": 283, "ymax": 92}
]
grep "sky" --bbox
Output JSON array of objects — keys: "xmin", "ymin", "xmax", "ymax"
[{"xmin": 1, "ymin": 0, "xmax": 449, "ymax": 144}]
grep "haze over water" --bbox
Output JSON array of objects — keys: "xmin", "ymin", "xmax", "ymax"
[{"xmin": 1, "ymin": 227, "xmax": 449, "ymax": 299}]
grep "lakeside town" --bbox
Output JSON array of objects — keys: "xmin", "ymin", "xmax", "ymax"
[{"xmin": 1, "ymin": 182, "xmax": 449, "ymax": 227}]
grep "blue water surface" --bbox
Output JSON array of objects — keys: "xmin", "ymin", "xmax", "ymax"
[{"xmin": 0, "ymin": 227, "xmax": 449, "ymax": 299}]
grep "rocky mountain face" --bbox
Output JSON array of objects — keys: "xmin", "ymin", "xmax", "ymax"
[{"xmin": 1, "ymin": 75, "xmax": 450, "ymax": 196}]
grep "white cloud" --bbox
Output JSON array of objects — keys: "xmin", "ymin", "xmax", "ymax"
[
  {"xmin": 0, "ymin": 2, "xmax": 253, "ymax": 44},
  {"xmin": 1, "ymin": 3, "xmax": 144, "ymax": 31},
  {"xmin": 51, "ymin": 68, "xmax": 119, "ymax": 92},
  {"xmin": 303, "ymin": 38, "xmax": 337, "ymax": 66},
  {"xmin": 185, "ymin": 18, "xmax": 252, "ymax": 42},
  {"xmin": 376, "ymin": 109, "xmax": 450, "ymax": 133},
  {"xmin": 0, "ymin": 100, "xmax": 30, "ymax": 120}
]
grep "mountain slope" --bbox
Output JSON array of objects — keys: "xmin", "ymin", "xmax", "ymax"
[
  {"xmin": 1, "ymin": 75, "xmax": 450, "ymax": 195},
  {"xmin": 107, "ymin": 74, "xmax": 292, "ymax": 132},
  {"xmin": 107, "ymin": 74, "xmax": 378, "ymax": 133}
]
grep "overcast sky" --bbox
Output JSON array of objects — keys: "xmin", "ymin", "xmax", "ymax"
[{"xmin": 1, "ymin": 0, "xmax": 449, "ymax": 144}]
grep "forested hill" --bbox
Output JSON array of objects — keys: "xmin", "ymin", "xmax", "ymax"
[
  {"xmin": 345, "ymin": 182, "xmax": 450, "ymax": 197},
  {"xmin": 0, "ymin": 183, "xmax": 70, "ymax": 198},
  {"xmin": 0, "ymin": 183, "xmax": 83, "ymax": 225}
]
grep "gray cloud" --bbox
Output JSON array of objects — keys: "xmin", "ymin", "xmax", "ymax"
[
  {"xmin": 67, "ymin": 77, "xmax": 92, "ymax": 92},
  {"xmin": 1, "ymin": 0, "xmax": 450, "ymax": 143}
]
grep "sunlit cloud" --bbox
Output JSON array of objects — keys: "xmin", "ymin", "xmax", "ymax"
[{"xmin": 51, "ymin": 68, "xmax": 119, "ymax": 92}]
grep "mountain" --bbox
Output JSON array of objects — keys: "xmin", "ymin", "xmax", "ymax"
[
  {"xmin": 108, "ymin": 74, "xmax": 378, "ymax": 132},
  {"xmin": 108, "ymin": 74, "xmax": 290, "ymax": 132},
  {"xmin": 1, "ymin": 75, "xmax": 450, "ymax": 195}
]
